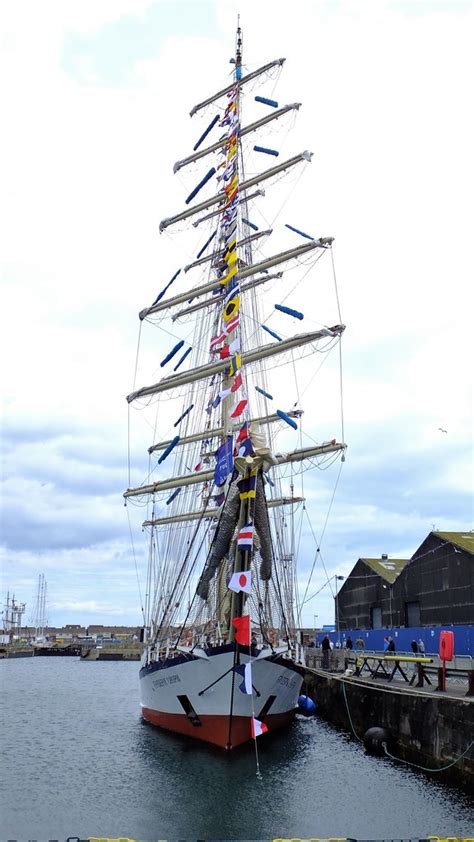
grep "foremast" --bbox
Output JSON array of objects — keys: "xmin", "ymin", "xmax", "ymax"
[{"xmin": 224, "ymin": 22, "xmax": 250, "ymax": 644}]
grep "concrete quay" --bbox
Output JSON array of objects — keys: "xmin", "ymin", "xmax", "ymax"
[{"xmin": 304, "ymin": 652, "xmax": 474, "ymax": 790}]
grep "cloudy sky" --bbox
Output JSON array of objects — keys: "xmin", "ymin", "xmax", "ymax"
[{"xmin": 1, "ymin": 0, "xmax": 472, "ymax": 630}]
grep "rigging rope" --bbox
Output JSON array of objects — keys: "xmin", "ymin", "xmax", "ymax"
[
  {"xmin": 125, "ymin": 502, "xmax": 146, "ymax": 624},
  {"xmin": 300, "ymin": 460, "xmax": 344, "ymax": 608}
]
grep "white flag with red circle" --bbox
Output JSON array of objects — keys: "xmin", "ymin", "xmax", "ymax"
[{"xmin": 228, "ymin": 570, "xmax": 252, "ymax": 594}]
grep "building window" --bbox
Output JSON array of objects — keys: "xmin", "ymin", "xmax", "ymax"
[
  {"xmin": 405, "ymin": 601, "xmax": 420, "ymax": 627},
  {"xmin": 370, "ymin": 606, "xmax": 382, "ymax": 628}
]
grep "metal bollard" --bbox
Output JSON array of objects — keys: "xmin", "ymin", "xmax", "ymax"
[{"xmin": 436, "ymin": 665, "xmax": 446, "ymax": 691}]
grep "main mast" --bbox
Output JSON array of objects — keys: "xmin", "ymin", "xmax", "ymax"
[
  {"xmin": 219, "ymin": 20, "xmax": 247, "ymax": 641},
  {"xmin": 125, "ymin": 24, "xmax": 347, "ymax": 653}
]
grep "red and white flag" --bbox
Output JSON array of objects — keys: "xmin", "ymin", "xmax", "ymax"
[
  {"xmin": 228, "ymin": 570, "xmax": 251, "ymax": 594},
  {"xmin": 219, "ymin": 338, "xmax": 241, "ymax": 359},
  {"xmin": 230, "ymin": 372, "xmax": 242, "ymax": 393},
  {"xmin": 210, "ymin": 332, "xmax": 226, "ymax": 351},
  {"xmin": 251, "ymin": 718, "xmax": 268, "ymax": 738},
  {"xmin": 230, "ymin": 399, "xmax": 247, "ymax": 418},
  {"xmin": 237, "ymin": 524, "xmax": 254, "ymax": 551},
  {"xmin": 236, "ymin": 422, "xmax": 249, "ymax": 443},
  {"xmin": 223, "ymin": 314, "xmax": 240, "ymax": 335}
]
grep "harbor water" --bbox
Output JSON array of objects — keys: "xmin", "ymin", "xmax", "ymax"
[{"xmin": 1, "ymin": 658, "xmax": 473, "ymax": 839}]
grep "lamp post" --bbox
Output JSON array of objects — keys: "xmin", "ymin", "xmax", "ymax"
[
  {"xmin": 313, "ymin": 614, "xmax": 318, "ymax": 645},
  {"xmin": 382, "ymin": 583, "xmax": 393, "ymax": 629},
  {"xmin": 334, "ymin": 575, "xmax": 344, "ymax": 644}
]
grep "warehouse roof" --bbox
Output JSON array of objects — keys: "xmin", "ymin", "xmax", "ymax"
[
  {"xmin": 359, "ymin": 557, "xmax": 409, "ymax": 583},
  {"xmin": 433, "ymin": 531, "xmax": 474, "ymax": 555}
]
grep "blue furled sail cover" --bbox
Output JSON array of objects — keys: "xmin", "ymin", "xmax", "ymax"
[
  {"xmin": 193, "ymin": 114, "xmax": 219, "ymax": 151},
  {"xmin": 261, "ymin": 324, "xmax": 282, "ymax": 341},
  {"xmin": 166, "ymin": 488, "xmax": 181, "ymax": 505},
  {"xmin": 173, "ymin": 346, "xmax": 192, "ymax": 372},
  {"xmin": 160, "ymin": 339, "xmax": 185, "ymax": 367},
  {"xmin": 196, "ymin": 229, "xmax": 217, "ymax": 259},
  {"xmin": 255, "ymin": 95, "xmax": 278, "ymax": 108},
  {"xmin": 285, "ymin": 223, "xmax": 314, "ymax": 240},
  {"xmin": 158, "ymin": 436, "xmax": 180, "ymax": 464},
  {"xmin": 152, "ymin": 268, "xmax": 181, "ymax": 306},
  {"xmin": 275, "ymin": 303, "xmax": 304, "ymax": 320},
  {"xmin": 255, "ymin": 385, "xmax": 273, "ymax": 400},
  {"xmin": 277, "ymin": 410, "xmax": 298, "ymax": 430},
  {"xmin": 185, "ymin": 168, "xmax": 216, "ymax": 205},
  {"xmin": 253, "ymin": 145, "xmax": 279, "ymax": 157},
  {"xmin": 174, "ymin": 403, "xmax": 194, "ymax": 427}
]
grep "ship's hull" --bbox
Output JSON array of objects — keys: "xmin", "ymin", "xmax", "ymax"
[{"xmin": 139, "ymin": 643, "xmax": 304, "ymax": 749}]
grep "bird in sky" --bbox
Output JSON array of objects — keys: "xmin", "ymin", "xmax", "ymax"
[{"xmin": 438, "ymin": 428, "xmax": 448, "ymax": 433}]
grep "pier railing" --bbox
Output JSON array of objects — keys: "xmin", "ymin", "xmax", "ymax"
[{"xmin": 304, "ymin": 648, "xmax": 474, "ymax": 696}]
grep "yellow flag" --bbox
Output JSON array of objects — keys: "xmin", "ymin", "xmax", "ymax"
[{"xmin": 219, "ymin": 264, "xmax": 238, "ymax": 285}]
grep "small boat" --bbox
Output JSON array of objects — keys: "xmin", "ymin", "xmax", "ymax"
[{"xmin": 124, "ymin": 23, "xmax": 346, "ymax": 750}]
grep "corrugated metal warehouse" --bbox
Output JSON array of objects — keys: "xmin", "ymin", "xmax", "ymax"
[{"xmin": 337, "ymin": 530, "xmax": 473, "ymax": 630}]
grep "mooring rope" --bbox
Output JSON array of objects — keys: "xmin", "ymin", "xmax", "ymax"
[
  {"xmin": 382, "ymin": 739, "xmax": 474, "ymax": 773},
  {"xmin": 342, "ymin": 679, "xmax": 363, "ymax": 742},
  {"xmin": 342, "ymin": 676, "xmax": 474, "ymax": 772}
]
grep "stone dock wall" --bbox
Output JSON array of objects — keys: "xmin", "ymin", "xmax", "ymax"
[{"xmin": 304, "ymin": 667, "xmax": 474, "ymax": 789}]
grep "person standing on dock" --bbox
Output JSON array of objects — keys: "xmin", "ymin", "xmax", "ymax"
[
  {"xmin": 411, "ymin": 639, "xmax": 418, "ymax": 654},
  {"xmin": 344, "ymin": 636, "xmax": 353, "ymax": 669},
  {"xmin": 418, "ymin": 638, "xmax": 425, "ymax": 654},
  {"xmin": 386, "ymin": 636, "xmax": 396, "ymax": 652},
  {"xmin": 321, "ymin": 634, "xmax": 330, "ymax": 669}
]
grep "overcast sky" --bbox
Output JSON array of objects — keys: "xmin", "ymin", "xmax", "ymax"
[{"xmin": 1, "ymin": 0, "xmax": 472, "ymax": 630}]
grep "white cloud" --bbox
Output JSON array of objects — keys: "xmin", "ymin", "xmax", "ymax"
[{"xmin": 1, "ymin": 0, "xmax": 472, "ymax": 627}]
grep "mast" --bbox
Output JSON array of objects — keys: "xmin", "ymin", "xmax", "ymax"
[
  {"xmin": 126, "ymin": 26, "xmax": 347, "ymax": 658},
  {"xmin": 227, "ymin": 18, "xmax": 247, "ymax": 643}
]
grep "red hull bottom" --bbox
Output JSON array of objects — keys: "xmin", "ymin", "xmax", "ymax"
[{"xmin": 141, "ymin": 706, "xmax": 296, "ymax": 749}]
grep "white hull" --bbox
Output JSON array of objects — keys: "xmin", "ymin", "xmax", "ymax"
[{"xmin": 139, "ymin": 643, "xmax": 304, "ymax": 749}]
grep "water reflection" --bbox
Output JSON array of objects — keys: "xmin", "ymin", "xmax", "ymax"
[{"xmin": 1, "ymin": 659, "xmax": 473, "ymax": 839}]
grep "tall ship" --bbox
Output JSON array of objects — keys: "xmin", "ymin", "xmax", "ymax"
[{"xmin": 124, "ymin": 24, "xmax": 346, "ymax": 750}]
